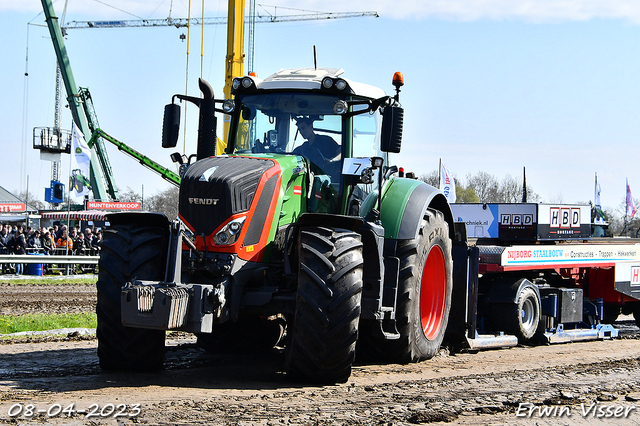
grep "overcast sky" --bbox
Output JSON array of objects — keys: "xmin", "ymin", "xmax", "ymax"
[{"xmin": 1, "ymin": 0, "xmax": 639, "ymax": 215}]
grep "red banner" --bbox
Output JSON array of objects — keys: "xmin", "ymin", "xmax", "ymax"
[
  {"xmin": 86, "ymin": 201, "xmax": 141, "ymax": 210},
  {"xmin": 0, "ymin": 203, "xmax": 26, "ymax": 213}
]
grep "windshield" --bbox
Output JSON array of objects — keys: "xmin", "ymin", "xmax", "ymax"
[{"xmin": 232, "ymin": 93, "xmax": 341, "ymax": 155}]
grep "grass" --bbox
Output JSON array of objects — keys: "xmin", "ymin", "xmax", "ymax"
[
  {"xmin": 0, "ymin": 276, "xmax": 98, "ymax": 286},
  {"xmin": 0, "ymin": 313, "xmax": 97, "ymax": 334}
]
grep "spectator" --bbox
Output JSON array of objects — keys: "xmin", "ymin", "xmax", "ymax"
[
  {"xmin": 41, "ymin": 231, "xmax": 53, "ymax": 255},
  {"xmin": 27, "ymin": 230, "xmax": 42, "ymax": 252},
  {"xmin": 6, "ymin": 225, "xmax": 16, "ymax": 254},
  {"xmin": 0, "ymin": 225, "xmax": 9, "ymax": 253},
  {"xmin": 56, "ymin": 228, "xmax": 73, "ymax": 253},
  {"xmin": 84, "ymin": 227, "xmax": 93, "ymax": 243},
  {"xmin": 92, "ymin": 230, "xmax": 103, "ymax": 251},
  {"xmin": 74, "ymin": 232, "xmax": 88, "ymax": 255},
  {"xmin": 0, "ymin": 225, "xmax": 10, "ymax": 274},
  {"xmin": 14, "ymin": 228, "xmax": 26, "ymax": 275}
]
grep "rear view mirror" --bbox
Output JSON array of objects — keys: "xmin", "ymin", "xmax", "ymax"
[
  {"xmin": 162, "ymin": 103, "xmax": 181, "ymax": 148},
  {"xmin": 380, "ymin": 106, "xmax": 403, "ymax": 153},
  {"xmin": 242, "ymin": 106, "xmax": 256, "ymax": 120}
]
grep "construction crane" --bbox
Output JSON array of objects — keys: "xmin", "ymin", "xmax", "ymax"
[
  {"xmin": 62, "ymin": 3, "xmax": 378, "ymax": 150},
  {"xmin": 60, "ymin": 4, "xmax": 378, "ymax": 95},
  {"xmin": 40, "ymin": 0, "xmax": 114, "ymax": 201},
  {"xmin": 62, "ymin": 9, "xmax": 379, "ymax": 29}
]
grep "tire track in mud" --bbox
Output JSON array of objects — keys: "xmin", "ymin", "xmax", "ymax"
[{"xmin": 0, "ymin": 284, "xmax": 96, "ymax": 316}]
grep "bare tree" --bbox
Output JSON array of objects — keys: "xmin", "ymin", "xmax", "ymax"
[
  {"xmin": 499, "ymin": 175, "xmax": 521, "ymax": 203},
  {"xmin": 466, "ymin": 171, "xmax": 500, "ymax": 203},
  {"xmin": 419, "ymin": 171, "xmax": 439, "ymax": 187},
  {"xmin": 17, "ymin": 191, "xmax": 45, "ymax": 211},
  {"xmin": 117, "ymin": 187, "xmax": 143, "ymax": 204},
  {"xmin": 145, "ymin": 186, "xmax": 180, "ymax": 220}
]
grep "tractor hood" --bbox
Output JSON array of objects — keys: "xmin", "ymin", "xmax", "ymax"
[
  {"xmin": 178, "ymin": 154, "xmax": 306, "ymax": 261},
  {"xmin": 179, "ymin": 156, "xmax": 276, "ymax": 236}
]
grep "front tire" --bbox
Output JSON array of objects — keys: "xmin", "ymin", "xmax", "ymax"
[
  {"xmin": 96, "ymin": 223, "xmax": 167, "ymax": 372},
  {"xmin": 287, "ymin": 226, "xmax": 363, "ymax": 383}
]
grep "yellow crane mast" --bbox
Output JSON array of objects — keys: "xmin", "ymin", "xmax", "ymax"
[{"xmin": 222, "ymin": 0, "xmax": 246, "ymax": 152}]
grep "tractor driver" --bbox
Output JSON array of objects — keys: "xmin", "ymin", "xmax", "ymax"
[{"xmin": 293, "ymin": 116, "xmax": 341, "ymax": 176}]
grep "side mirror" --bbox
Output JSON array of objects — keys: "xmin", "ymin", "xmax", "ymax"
[
  {"xmin": 170, "ymin": 152, "xmax": 184, "ymax": 164},
  {"xmin": 380, "ymin": 106, "xmax": 403, "ymax": 153},
  {"xmin": 242, "ymin": 106, "xmax": 256, "ymax": 120},
  {"xmin": 162, "ymin": 103, "xmax": 181, "ymax": 148}
]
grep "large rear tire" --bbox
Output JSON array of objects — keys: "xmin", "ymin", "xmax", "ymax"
[
  {"xmin": 377, "ymin": 209, "xmax": 453, "ymax": 363},
  {"xmin": 287, "ymin": 226, "xmax": 363, "ymax": 383},
  {"xmin": 96, "ymin": 223, "xmax": 167, "ymax": 372}
]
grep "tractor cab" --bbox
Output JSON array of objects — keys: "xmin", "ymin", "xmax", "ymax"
[{"xmin": 223, "ymin": 68, "xmax": 400, "ymax": 216}]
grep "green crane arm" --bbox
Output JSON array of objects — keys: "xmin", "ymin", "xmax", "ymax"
[
  {"xmin": 88, "ymin": 129, "xmax": 181, "ymax": 187},
  {"xmin": 78, "ymin": 88, "xmax": 119, "ymax": 200}
]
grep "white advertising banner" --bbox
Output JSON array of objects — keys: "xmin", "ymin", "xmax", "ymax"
[
  {"xmin": 440, "ymin": 162, "xmax": 456, "ymax": 203},
  {"xmin": 69, "ymin": 122, "xmax": 92, "ymax": 201}
]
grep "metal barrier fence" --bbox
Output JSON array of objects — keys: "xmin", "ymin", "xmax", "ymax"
[{"xmin": 0, "ymin": 254, "xmax": 99, "ymax": 264}]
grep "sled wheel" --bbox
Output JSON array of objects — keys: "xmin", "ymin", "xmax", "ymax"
[{"xmin": 500, "ymin": 284, "xmax": 541, "ymax": 342}]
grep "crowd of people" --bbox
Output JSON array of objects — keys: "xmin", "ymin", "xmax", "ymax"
[{"xmin": 0, "ymin": 222, "xmax": 102, "ymax": 275}]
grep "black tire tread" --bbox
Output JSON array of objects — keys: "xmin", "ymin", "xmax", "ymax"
[
  {"xmin": 287, "ymin": 227, "xmax": 363, "ymax": 383},
  {"xmin": 96, "ymin": 224, "xmax": 166, "ymax": 372}
]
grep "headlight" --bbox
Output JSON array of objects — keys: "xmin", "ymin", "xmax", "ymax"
[
  {"xmin": 333, "ymin": 100, "xmax": 348, "ymax": 115},
  {"xmin": 321, "ymin": 77, "xmax": 350, "ymax": 92},
  {"xmin": 223, "ymin": 100, "xmax": 235, "ymax": 113},
  {"xmin": 232, "ymin": 78, "xmax": 242, "ymax": 90},
  {"xmin": 322, "ymin": 77, "xmax": 334, "ymax": 89},
  {"xmin": 213, "ymin": 216, "xmax": 247, "ymax": 245},
  {"xmin": 242, "ymin": 77, "xmax": 254, "ymax": 88}
]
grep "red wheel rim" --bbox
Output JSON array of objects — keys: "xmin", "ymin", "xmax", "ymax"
[{"xmin": 420, "ymin": 244, "xmax": 446, "ymax": 340}]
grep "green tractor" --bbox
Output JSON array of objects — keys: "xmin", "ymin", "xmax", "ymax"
[{"xmin": 96, "ymin": 68, "xmax": 456, "ymax": 383}]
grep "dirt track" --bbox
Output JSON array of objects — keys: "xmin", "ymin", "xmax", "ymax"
[
  {"xmin": 0, "ymin": 283, "xmax": 96, "ymax": 316},
  {"xmin": 2, "ymin": 282, "xmax": 640, "ymax": 425}
]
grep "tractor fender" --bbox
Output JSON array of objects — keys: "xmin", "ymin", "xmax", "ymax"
[
  {"xmin": 379, "ymin": 178, "xmax": 454, "ymax": 241},
  {"xmin": 486, "ymin": 277, "xmax": 541, "ymax": 305},
  {"xmin": 106, "ymin": 211, "xmax": 171, "ymax": 230},
  {"xmin": 293, "ymin": 213, "xmax": 364, "ymax": 233}
]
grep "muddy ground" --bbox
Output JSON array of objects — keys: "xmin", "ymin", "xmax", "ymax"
[{"xmin": 1, "ymin": 282, "xmax": 640, "ymax": 425}]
